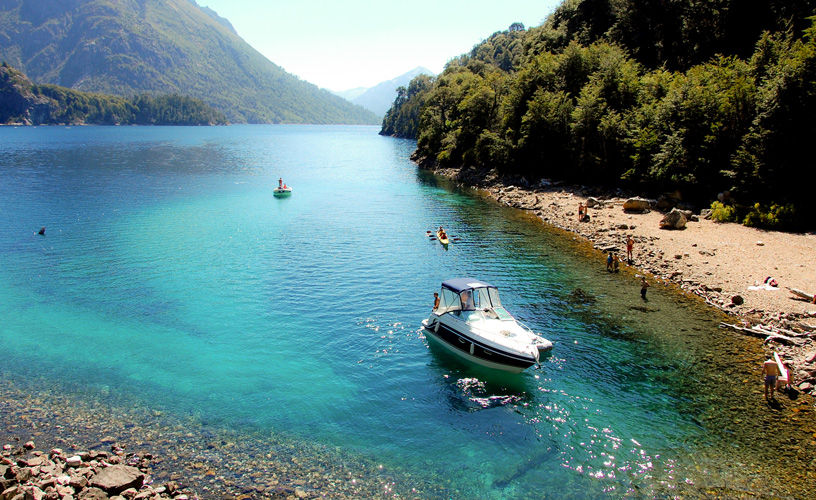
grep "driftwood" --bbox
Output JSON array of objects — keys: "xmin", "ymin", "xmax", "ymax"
[
  {"xmin": 787, "ymin": 287, "xmax": 815, "ymax": 302},
  {"xmin": 719, "ymin": 322, "xmax": 802, "ymax": 345},
  {"xmin": 753, "ymin": 324, "xmax": 808, "ymax": 338},
  {"xmin": 705, "ymin": 297, "xmax": 735, "ymax": 314}
]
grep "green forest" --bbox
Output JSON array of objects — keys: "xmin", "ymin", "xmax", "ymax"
[
  {"xmin": 1, "ymin": 63, "xmax": 228, "ymax": 126},
  {"xmin": 381, "ymin": 0, "xmax": 816, "ymax": 230}
]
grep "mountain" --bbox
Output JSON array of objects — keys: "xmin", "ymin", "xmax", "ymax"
[
  {"xmin": 0, "ymin": 0, "xmax": 379, "ymax": 124},
  {"xmin": 336, "ymin": 67, "xmax": 433, "ymax": 117},
  {"xmin": 332, "ymin": 87, "xmax": 368, "ymax": 102}
]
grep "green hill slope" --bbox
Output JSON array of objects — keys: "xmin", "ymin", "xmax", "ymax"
[
  {"xmin": 0, "ymin": 0, "xmax": 379, "ymax": 124},
  {"xmin": 0, "ymin": 63, "xmax": 228, "ymax": 125},
  {"xmin": 382, "ymin": 1, "xmax": 816, "ymax": 230}
]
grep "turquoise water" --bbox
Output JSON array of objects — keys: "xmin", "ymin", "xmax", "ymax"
[{"xmin": 0, "ymin": 125, "xmax": 752, "ymax": 498}]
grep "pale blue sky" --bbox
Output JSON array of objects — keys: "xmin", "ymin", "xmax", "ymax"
[{"xmin": 199, "ymin": 0, "xmax": 561, "ymax": 91}]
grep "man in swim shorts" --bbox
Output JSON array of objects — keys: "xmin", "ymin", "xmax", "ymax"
[{"xmin": 762, "ymin": 357, "xmax": 781, "ymax": 399}]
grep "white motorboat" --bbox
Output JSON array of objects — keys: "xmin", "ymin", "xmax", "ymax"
[
  {"xmin": 422, "ymin": 278, "xmax": 553, "ymax": 373},
  {"xmin": 273, "ymin": 187, "xmax": 292, "ymax": 197}
]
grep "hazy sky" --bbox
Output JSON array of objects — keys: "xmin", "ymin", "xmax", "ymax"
[{"xmin": 199, "ymin": 0, "xmax": 561, "ymax": 91}]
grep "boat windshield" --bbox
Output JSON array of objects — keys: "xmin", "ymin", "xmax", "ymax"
[
  {"xmin": 436, "ymin": 287, "xmax": 461, "ymax": 314},
  {"xmin": 492, "ymin": 306, "xmax": 513, "ymax": 320},
  {"xmin": 436, "ymin": 285, "xmax": 502, "ymax": 314}
]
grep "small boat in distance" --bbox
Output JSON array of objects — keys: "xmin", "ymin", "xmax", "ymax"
[
  {"xmin": 422, "ymin": 278, "xmax": 553, "ymax": 373},
  {"xmin": 436, "ymin": 229, "xmax": 449, "ymax": 246},
  {"xmin": 274, "ymin": 177, "xmax": 292, "ymax": 197}
]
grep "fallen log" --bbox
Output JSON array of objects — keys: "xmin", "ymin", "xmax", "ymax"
[
  {"xmin": 787, "ymin": 287, "xmax": 815, "ymax": 302},
  {"xmin": 753, "ymin": 324, "xmax": 809, "ymax": 338},
  {"xmin": 719, "ymin": 322, "xmax": 802, "ymax": 345}
]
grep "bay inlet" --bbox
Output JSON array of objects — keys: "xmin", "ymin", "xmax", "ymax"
[{"xmin": 0, "ymin": 125, "xmax": 811, "ymax": 499}]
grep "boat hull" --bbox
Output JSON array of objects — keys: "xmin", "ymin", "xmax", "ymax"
[
  {"xmin": 273, "ymin": 188, "xmax": 292, "ymax": 197},
  {"xmin": 423, "ymin": 319, "xmax": 539, "ymax": 373}
]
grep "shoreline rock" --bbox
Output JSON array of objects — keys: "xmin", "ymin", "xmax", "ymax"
[{"xmin": 1, "ymin": 442, "xmax": 189, "ymax": 500}]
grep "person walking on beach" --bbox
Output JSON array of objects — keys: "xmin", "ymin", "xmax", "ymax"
[
  {"xmin": 612, "ymin": 253, "xmax": 620, "ymax": 272},
  {"xmin": 640, "ymin": 276, "xmax": 649, "ymax": 300},
  {"xmin": 763, "ymin": 357, "xmax": 781, "ymax": 399},
  {"xmin": 606, "ymin": 252, "xmax": 613, "ymax": 272},
  {"xmin": 626, "ymin": 236, "xmax": 634, "ymax": 262}
]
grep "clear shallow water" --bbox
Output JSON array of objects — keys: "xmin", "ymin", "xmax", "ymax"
[{"xmin": 0, "ymin": 125, "xmax": 775, "ymax": 498}]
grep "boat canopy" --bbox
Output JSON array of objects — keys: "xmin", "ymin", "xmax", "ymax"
[
  {"xmin": 441, "ymin": 278, "xmax": 494, "ymax": 293},
  {"xmin": 437, "ymin": 278, "xmax": 503, "ymax": 314}
]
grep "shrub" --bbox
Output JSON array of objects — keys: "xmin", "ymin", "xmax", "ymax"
[
  {"xmin": 743, "ymin": 202, "xmax": 798, "ymax": 230},
  {"xmin": 709, "ymin": 201, "xmax": 738, "ymax": 222}
]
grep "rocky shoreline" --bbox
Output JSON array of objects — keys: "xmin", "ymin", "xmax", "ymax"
[
  {"xmin": 429, "ymin": 165, "xmax": 816, "ymax": 398},
  {"xmin": 1, "ymin": 440, "xmax": 189, "ymax": 500},
  {"xmin": 0, "ymin": 379, "xmax": 434, "ymax": 500}
]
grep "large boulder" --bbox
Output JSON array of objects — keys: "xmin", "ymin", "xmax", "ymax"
[
  {"xmin": 623, "ymin": 197, "xmax": 652, "ymax": 213},
  {"xmin": 659, "ymin": 208, "xmax": 688, "ymax": 229},
  {"xmin": 89, "ymin": 465, "xmax": 144, "ymax": 496}
]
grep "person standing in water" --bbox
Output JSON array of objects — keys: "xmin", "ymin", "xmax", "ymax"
[
  {"xmin": 640, "ymin": 276, "xmax": 649, "ymax": 300},
  {"xmin": 763, "ymin": 357, "xmax": 781, "ymax": 399}
]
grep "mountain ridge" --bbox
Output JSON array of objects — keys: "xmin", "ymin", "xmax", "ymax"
[
  {"xmin": 334, "ymin": 67, "xmax": 433, "ymax": 117},
  {"xmin": 0, "ymin": 0, "xmax": 379, "ymax": 124}
]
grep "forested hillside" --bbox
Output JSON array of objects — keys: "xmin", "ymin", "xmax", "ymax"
[
  {"xmin": 381, "ymin": 0, "xmax": 816, "ymax": 230},
  {"xmin": 0, "ymin": 63, "xmax": 227, "ymax": 125},
  {"xmin": 0, "ymin": 0, "xmax": 379, "ymax": 125}
]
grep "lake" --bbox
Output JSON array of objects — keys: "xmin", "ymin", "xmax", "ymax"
[{"xmin": 0, "ymin": 125, "xmax": 807, "ymax": 499}]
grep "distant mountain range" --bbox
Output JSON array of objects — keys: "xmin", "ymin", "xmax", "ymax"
[
  {"xmin": 333, "ymin": 67, "xmax": 434, "ymax": 117},
  {"xmin": 0, "ymin": 0, "xmax": 379, "ymax": 124}
]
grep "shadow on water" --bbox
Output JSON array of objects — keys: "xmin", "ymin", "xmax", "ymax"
[
  {"xmin": 492, "ymin": 446, "xmax": 560, "ymax": 490},
  {"xmin": 424, "ymin": 336, "xmax": 537, "ymax": 402}
]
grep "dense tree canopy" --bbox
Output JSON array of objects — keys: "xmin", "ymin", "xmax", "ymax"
[
  {"xmin": 1, "ymin": 63, "xmax": 228, "ymax": 125},
  {"xmin": 381, "ymin": 0, "xmax": 816, "ymax": 230}
]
